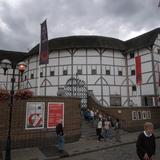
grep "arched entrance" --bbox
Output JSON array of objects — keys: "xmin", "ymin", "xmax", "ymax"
[{"xmin": 64, "ymin": 77, "xmax": 88, "ymax": 108}]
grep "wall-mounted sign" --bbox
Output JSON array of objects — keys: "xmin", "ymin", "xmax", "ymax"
[
  {"xmin": 47, "ymin": 102, "xmax": 64, "ymax": 128},
  {"xmin": 25, "ymin": 102, "xmax": 45, "ymax": 129},
  {"xmin": 132, "ymin": 111, "xmax": 137, "ymax": 120},
  {"xmin": 131, "ymin": 110, "xmax": 151, "ymax": 121},
  {"xmin": 142, "ymin": 111, "xmax": 147, "ymax": 120}
]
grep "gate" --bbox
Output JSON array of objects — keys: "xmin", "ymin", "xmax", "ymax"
[{"xmin": 64, "ymin": 77, "xmax": 88, "ymax": 108}]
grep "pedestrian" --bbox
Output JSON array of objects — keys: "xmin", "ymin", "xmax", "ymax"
[
  {"xmin": 103, "ymin": 118, "xmax": 112, "ymax": 141},
  {"xmin": 90, "ymin": 109, "xmax": 95, "ymax": 127},
  {"xmin": 136, "ymin": 122, "xmax": 156, "ymax": 160},
  {"xmin": 56, "ymin": 119, "xmax": 64, "ymax": 152},
  {"xmin": 96, "ymin": 118, "xmax": 103, "ymax": 142},
  {"xmin": 114, "ymin": 118, "xmax": 121, "ymax": 142}
]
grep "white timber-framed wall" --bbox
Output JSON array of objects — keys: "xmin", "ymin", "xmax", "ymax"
[{"xmin": 21, "ymin": 48, "xmax": 128, "ymax": 107}]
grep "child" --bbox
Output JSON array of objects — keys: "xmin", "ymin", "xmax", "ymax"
[{"xmin": 136, "ymin": 122, "xmax": 156, "ymax": 160}]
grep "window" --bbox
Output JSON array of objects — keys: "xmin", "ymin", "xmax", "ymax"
[
  {"xmin": 131, "ymin": 70, "xmax": 135, "ymax": 76},
  {"xmin": 63, "ymin": 70, "xmax": 68, "ymax": 75},
  {"xmin": 106, "ymin": 70, "xmax": 110, "ymax": 75},
  {"xmin": 25, "ymin": 75, "xmax": 27, "ymax": 80},
  {"xmin": 40, "ymin": 72, "xmax": 43, "ymax": 77},
  {"xmin": 110, "ymin": 96, "xmax": 121, "ymax": 106},
  {"xmin": 50, "ymin": 71, "xmax": 55, "ymax": 76},
  {"xmin": 118, "ymin": 71, "xmax": 123, "ymax": 76},
  {"xmin": 158, "ymin": 49, "xmax": 160, "ymax": 54},
  {"xmin": 77, "ymin": 69, "xmax": 82, "ymax": 75},
  {"xmin": 132, "ymin": 85, "xmax": 136, "ymax": 91},
  {"xmin": 91, "ymin": 69, "xmax": 97, "ymax": 75},
  {"xmin": 130, "ymin": 51, "xmax": 135, "ymax": 59},
  {"xmin": 30, "ymin": 73, "xmax": 34, "ymax": 79}
]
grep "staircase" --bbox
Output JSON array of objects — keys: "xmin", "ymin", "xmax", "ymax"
[{"xmin": 80, "ymin": 118, "xmax": 97, "ymax": 140}]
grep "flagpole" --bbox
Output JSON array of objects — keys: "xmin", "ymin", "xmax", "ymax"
[
  {"xmin": 44, "ymin": 64, "xmax": 47, "ymax": 96},
  {"xmin": 136, "ymin": 85, "xmax": 139, "ymax": 106},
  {"xmin": 37, "ymin": 43, "xmax": 41, "ymax": 96}
]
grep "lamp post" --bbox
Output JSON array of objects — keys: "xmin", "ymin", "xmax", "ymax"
[
  {"xmin": 76, "ymin": 73, "xmax": 78, "ymax": 97},
  {"xmin": 0, "ymin": 59, "xmax": 26, "ymax": 160}
]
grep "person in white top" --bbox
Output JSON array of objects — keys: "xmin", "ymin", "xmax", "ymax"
[
  {"xmin": 96, "ymin": 119, "xmax": 103, "ymax": 142},
  {"xmin": 90, "ymin": 109, "xmax": 95, "ymax": 127}
]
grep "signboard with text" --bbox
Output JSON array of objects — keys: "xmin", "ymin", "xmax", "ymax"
[{"xmin": 47, "ymin": 102, "xmax": 64, "ymax": 128}]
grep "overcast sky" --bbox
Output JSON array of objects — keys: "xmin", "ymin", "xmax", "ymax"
[{"xmin": 0, "ymin": 0, "xmax": 160, "ymax": 52}]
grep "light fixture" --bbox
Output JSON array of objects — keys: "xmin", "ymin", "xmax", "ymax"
[
  {"xmin": 18, "ymin": 62, "xmax": 26, "ymax": 73},
  {"xmin": 0, "ymin": 59, "xmax": 12, "ymax": 75}
]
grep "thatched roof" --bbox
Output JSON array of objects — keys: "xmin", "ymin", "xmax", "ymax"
[
  {"xmin": 0, "ymin": 50, "xmax": 26, "ymax": 66},
  {"xmin": 125, "ymin": 28, "xmax": 160, "ymax": 52},
  {"xmin": 29, "ymin": 35, "xmax": 126, "ymax": 56}
]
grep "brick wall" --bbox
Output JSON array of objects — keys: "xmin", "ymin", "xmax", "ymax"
[
  {"xmin": 0, "ymin": 96, "xmax": 81, "ymax": 150},
  {"xmin": 88, "ymin": 96, "xmax": 160, "ymax": 131}
]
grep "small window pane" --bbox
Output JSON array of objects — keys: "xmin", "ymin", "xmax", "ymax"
[
  {"xmin": 130, "ymin": 51, "xmax": 135, "ymax": 59},
  {"xmin": 50, "ymin": 71, "xmax": 55, "ymax": 76},
  {"xmin": 40, "ymin": 72, "xmax": 43, "ymax": 77},
  {"xmin": 63, "ymin": 70, "xmax": 68, "ymax": 75},
  {"xmin": 106, "ymin": 70, "xmax": 110, "ymax": 75},
  {"xmin": 77, "ymin": 69, "xmax": 82, "ymax": 75},
  {"xmin": 30, "ymin": 73, "xmax": 34, "ymax": 79},
  {"xmin": 91, "ymin": 69, "xmax": 97, "ymax": 75},
  {"xmin": 118, "ymin": 71, "xmax": 122, "ymax": 76},
  {"xmin": 132, "ymin": 85, "xmax": 136, "ymax": 91},
  {"xmin": 131, "ymin": 70, "xmax": 135, "ymax": 76}
]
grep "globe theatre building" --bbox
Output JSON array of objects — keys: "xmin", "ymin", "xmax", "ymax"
[{"xmin": 1, "ymin": 28, "xmax": 160, "ymax": 108}]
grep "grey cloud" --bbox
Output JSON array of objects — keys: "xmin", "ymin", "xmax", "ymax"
[{"xmin": 0, "ymin": 0, "xmax": 159, "ymax": 51}]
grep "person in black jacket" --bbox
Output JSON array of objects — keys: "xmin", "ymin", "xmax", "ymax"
[
  {"xmin": 56, "ymin": 119, "xmax": 64, "ymax": 152},
  {"xmin": 136, "ymin": 122, "xmax": 156, "ymax": 160}
]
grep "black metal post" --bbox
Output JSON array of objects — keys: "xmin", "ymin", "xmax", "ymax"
[
  {"xmin": 5, "ymin": 67, "xmax": 15, "ymax": 160},
  {"xmin": 76, "ymin": 73, "xmax": 78, "ymax": 97}
]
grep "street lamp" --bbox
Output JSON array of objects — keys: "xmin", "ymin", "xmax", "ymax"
[
  {"xmin": 0, "ymin": 59, "xmax": 26, "ymax": 160},
  {"xmin": 76, "ymin": 73, "xmax": 78, "ymax": 97}
]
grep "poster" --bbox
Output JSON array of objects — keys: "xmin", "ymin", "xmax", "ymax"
[
  {"xmin": 47, "ymin": 102, "xmax": 64, "ymax": 128},
  {"xmin": 25, "ymin": 102, "xmax": 45, "ymax": 130},
  {"xmin": 146, "ymin": 111, "xmax": 151, "ymax": 119},
  {"xmin": 132, "ymin": 111, "xmax": 137, "ymax": 120},
  {"xmin": 131, "ymin": 110, "xmax": 152, "ymax": 121},
  {"xmin": 142, "ymin": 111, "xmax": 147, "ymax": 120},
  {"xmin": 137, "ymin": 111, "xmax": 142, "ymax": 120}
]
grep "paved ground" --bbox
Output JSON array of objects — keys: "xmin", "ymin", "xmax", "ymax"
[
  {"xmin": 62, "ymin": 138, "xmax": 160, "ymax": 160},
  {"xmin": 1, "ymin": 128, "xmax": 160, "ymax": 160}
]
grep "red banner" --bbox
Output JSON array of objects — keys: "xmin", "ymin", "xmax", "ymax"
[
  {"xmin": 47, "ymin": 102, "xmax": 64, "ymax": 128},
  {"xmin": 39, "ymin": 20, "xmax": 49, "ymax": 65},
  {"xmin": 135, "ymin": 56, "xmax": 142, "ymax": 85}
]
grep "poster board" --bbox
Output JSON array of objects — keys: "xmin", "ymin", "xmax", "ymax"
[
  {"xmin": 25, "ymin": 102, "xmax": 45, "ymax": 130},
  {"xmin": 47, "ymin": 102, "xmax": 64, "ymax": 128},
  {"xmin": 146, "ymin": 111, "xmax": 151, "ymax": 119},
  {"xmin": 131, "ymin": 110, "xmax": 151, "ymax": 121},
  {"xmin": 142, "ymin": 111, "xmax": 147, "ymax": 120},
  {"xmin": 132, "ymin": 111, "xmax": 137, "ymax": 120}
]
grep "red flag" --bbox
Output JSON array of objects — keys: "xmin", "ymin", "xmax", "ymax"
[
  {"xmin": 39, "ymin": 20, "xmax": 49, "ymax": 65},
  {"xmin": 135, "ymin": 56, "xmax": 142, "ymax": 85}
]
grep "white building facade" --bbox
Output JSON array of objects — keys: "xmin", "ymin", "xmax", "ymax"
[{"xmin": 0, "ymin": 28, "xmax": 160, "ymax": 107}]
